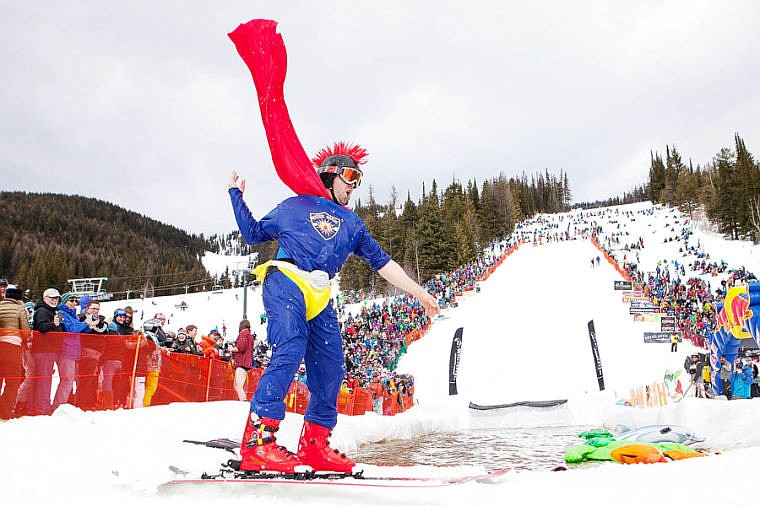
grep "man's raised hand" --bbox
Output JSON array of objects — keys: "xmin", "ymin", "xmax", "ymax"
[{"xmin": 229, "ymin": 171, "xmax": 247, "ymax": 193}]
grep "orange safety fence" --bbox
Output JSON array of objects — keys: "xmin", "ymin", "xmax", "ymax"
[
  {"xmin": 590, "ymin": 236, "xmax": 633, "ymax": 282},
  {"xmin": 0, "ymin": 328, "xmax": 409, "ymax": 419},
  {"xmin": 476, "ymin": 242, "xmax": 521, "ymax": 281}
]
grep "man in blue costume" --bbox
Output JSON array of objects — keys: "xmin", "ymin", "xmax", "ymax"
[{"xmin": 228, "ymin": 142, "xmax": 440, "ymax": 474}]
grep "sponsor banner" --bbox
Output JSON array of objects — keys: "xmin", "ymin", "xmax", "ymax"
[
  {"xmin": 622, "ymin": 291, "xmax": 646, "ymax": 303},
  {"xmin": 644, "ymin": 332, "xmax": 680, "ymax": 344},
  {"xmin": 588, "ymin": 320, "xmax": 605, "ymax": 391},
  {"xmin": 661, "ymin": 316, "xmax": 677, "ymax": 332},
  {"xmin": 614, "ymin": 280, "xmax": 632, "ymax": 290},
  {"xmin": 633, "ymin": 312, "xmax": 662, "ymax": 323},
  {"xmin": 448, "ymin": 327, "xmax": 463, "ymax": 395},
  {"xmin": 630, "ymin": 300, "xmax": 658, "ymax": 314}
]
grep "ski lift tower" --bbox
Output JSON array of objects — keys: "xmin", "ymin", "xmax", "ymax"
[
  {"xmin": 232, "ymin": 253, "xmax": 259, "ymax": 320},
  {"xmin": 68, "ymin": 277, "xmax": 112, "ymax": 301}
]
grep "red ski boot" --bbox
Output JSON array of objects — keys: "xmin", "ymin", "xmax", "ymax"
[
  {"xmin": 239, "ymin": 414, "xmax": 310, "ymax": 473},
  {"xmin": 297, "ymin": 421, "xmax": 356, "ymax": 473}
]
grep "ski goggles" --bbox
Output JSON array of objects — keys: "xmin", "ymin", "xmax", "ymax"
[{"xmin": 320, "ymin": 165, "xmax": 363, "ymax": 187}]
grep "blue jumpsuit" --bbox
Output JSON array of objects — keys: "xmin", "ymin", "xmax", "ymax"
[{"xmin": 229, "ymin": 189, "xmax": 390, "ymax": 429}]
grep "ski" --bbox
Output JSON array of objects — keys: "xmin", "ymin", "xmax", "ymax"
[
  {"xmin": 182, "ymin": 438, "xmax": 239, "ymax": 453},
  {"xmin": 161, "ymin": 459, "xmax": 511, "ymax": 489}
]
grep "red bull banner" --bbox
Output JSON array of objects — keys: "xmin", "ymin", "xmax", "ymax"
[{"xmin": 710, "ymin": 283, "xmax": 760, "ymax": 394}]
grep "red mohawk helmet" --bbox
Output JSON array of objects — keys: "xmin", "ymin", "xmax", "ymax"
[
  {"xmin": 313, "ymin": 142, "xmax": 368, "ymax": 195},
  {"xmin": 312, "ymin": 142, "xmax": 368, "ymax": 170}
]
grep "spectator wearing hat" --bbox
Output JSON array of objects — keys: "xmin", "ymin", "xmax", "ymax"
[
  {"xmin": 166, "ymin": 326, "xmax": 200, "ymax": 402},
  {"xmin": 0, "ymin": 287, "xmax": 30, "ymax": 419},
  {"xmin": 0, "ymin": 278, "xmax": 8, "ymax": 300},
  {"xmin": 200, "ymin": 329, "xmax": 221, "ymax": 359},
  {"xmin": 30, "ymin": 288, "xmax": 64, "ymax": 415},
  {"xmin": 232, "ymin": 320, "xmax": 254, "ymax": 401},
  {"xmin": 170, "ymin": 328, "xmax": 197, "ymax": 354},
  {"xmin": 52, "ymin": 293, "xmax": 96, "ymax": 411}
]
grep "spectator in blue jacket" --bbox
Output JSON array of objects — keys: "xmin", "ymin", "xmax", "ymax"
[
  {"xmin": 53, "ymin": 292, "xmax": 96, "ymax": 410},
  {"xmin": 730, "ymin": 359, "xmax": 753, "ymax": 400}
]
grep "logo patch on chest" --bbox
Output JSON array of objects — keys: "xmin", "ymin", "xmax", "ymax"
[{"xmin": 309, "ymin": 212, "xmax": 341, "ymax": 240}]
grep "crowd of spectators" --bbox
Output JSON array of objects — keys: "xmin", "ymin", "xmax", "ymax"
[{"xmin": 342, "ymin": 294, "xmax": 427, "ymax": 389}]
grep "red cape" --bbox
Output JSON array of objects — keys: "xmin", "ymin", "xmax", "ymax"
[{"xmin": 228, "ymin": 19, "xmax": 330, "ymax": 199}]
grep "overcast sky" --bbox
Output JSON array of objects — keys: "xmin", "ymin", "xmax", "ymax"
[{"xmin": 1, "ymin": 1, "xmax": 758, "ymax": 236}]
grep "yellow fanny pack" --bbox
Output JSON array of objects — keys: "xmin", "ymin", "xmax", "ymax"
[{"xmin": 253, "ymin": 260, "xmax": 332, "ymax": 321}]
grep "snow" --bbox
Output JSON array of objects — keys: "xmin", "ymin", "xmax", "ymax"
[
  {"xmin": 200, "ymin": 251, "xmax": 254, "ymax": 279},
  {"xmin": 3, "ymin": 201, "xmax": 760, "ymax": 505}
]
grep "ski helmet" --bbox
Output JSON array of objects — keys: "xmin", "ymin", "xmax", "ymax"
[{"xmin": 312, "ymin": 142, "xmax": 368, "ymax": 202}]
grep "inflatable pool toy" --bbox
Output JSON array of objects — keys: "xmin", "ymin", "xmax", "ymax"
[
  {"xmin": 615, "ymin": 424, "xmax": 704, "ymax": 445},
  {"xmin": 564, "ymin": 426, "xmax": 705, "ymax": 464},
  {"xmin": 610, "ymin": 444, "xmax": 667, "ymax": 464}
]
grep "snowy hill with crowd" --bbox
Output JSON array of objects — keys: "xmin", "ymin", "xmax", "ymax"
[{"xmin": 2, "ymin": 201, "xmax": 760, "ymax": 505}]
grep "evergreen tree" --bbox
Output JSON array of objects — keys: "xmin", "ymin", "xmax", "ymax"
[
  {"xmin": 734, "ymin": 133, "xmax": 760, "ymax": 239},
  {"xmin": 477, "ymin": 180, "xmax": 500, "ymax": 243},
  {"xmin": 562, "ymin": 171, "xmax": 572, "ymax": 210},
  {"xmin": 662, "ymin": 146, "xmax": 686, "ymax": 205},
  {"xmin": 415, "ymin": 181, "xmax": 447, "ymax": 280},
  {"xmin": 648, "ymin": 151, "xmax": 666, "ymax": 203},
  {"xmin": 399, "ymin": 190, "xmax": 420, "ymax": 275},
  {"xmin": 441, "ymin": 180, "xmax": 467, "ymax": 269},
  {"xmin": 674, "ymin": 161, "xmax": 702, "ymax": 218},
  {"xmin": 707, "ymin": 148, "xmax": 740, "ymax": 239}
]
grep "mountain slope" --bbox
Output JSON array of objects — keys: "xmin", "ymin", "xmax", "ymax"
[{"xmin": 0, "ymin": 191, "xmax": 210, "ymax": 297}]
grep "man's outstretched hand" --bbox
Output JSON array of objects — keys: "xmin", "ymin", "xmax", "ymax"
[
  {"xmin": 229, "ymin": 171, "xmax": 246, "ymax": 193},
  {"xmin": 417, "ymin": 290, "xmax": 440, "ymax": 318}
]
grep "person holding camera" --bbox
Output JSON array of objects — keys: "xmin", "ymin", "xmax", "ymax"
[{"xmin": 76, "ymin": 298, "xmax": 109, "ymax": 410}]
